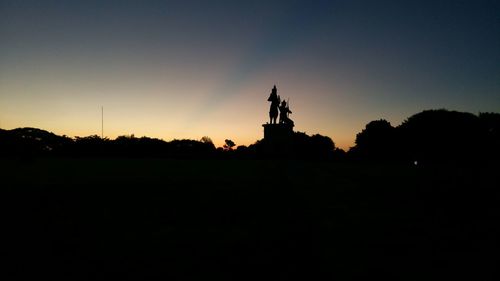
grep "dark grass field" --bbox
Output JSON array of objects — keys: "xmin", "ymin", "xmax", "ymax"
[{"xmin": 3, "ymin": 158, "xmax": 499, "ymax": 280}]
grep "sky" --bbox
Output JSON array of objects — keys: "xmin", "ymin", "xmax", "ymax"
[{"xmin": 1, "ymin": 0, "xmax": 499, "ymax": 150}]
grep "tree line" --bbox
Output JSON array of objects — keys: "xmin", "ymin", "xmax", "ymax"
[
  {"xmin": 350, "ymin": 109, "xmax": 500, "ymax": 165},
  {"xmin": 1, "ymin": 109, "xmax": 498, "ymax": 163}
]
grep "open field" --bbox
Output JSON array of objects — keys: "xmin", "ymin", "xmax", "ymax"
[{"xmin": 3, "ymin": 158, "xmax": 499, "ymax": 280}]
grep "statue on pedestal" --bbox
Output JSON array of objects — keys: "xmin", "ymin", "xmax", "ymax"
[{"xmin": 263, "ymin": 85, "xmax": 295, "ymax": 144}]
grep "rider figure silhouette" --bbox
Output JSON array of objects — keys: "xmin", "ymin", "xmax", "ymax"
[{"xmin": 279, "ymin": 100, "xmax": 293, "ymax": 126}]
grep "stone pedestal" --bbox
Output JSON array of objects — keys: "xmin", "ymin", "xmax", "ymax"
[{"xmin": 262, "ymin": 123, "xmax": 294, "ymax": 143}]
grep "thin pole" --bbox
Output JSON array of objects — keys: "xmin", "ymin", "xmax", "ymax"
[{"xmin": 101, "ymin": 106, "xmax": 103, "ymax": 138}]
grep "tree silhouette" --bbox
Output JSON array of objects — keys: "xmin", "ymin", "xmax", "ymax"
[
  {"xmin": 223, "ymin": 139, "xmax": 236, "ymax": 151},
  {"xmin": 348, "ymin": 109, "xmax": 500, "ymax": 164},
  {"xmin": 201, "ymin": 136, "xmax": 213, "ymax": 145},
  {"xmin": 350, "ymin": 119, "xmax": 396, "ymax": 160},
  {"xmin": 478, "ymin": 112, "xmax": 500, "ymax": 160},
  {"xmin": 398, "ymin": 109, "xmax": 481, "ymax": 164},
  {"xmin": 291, "ymin": 132, "xmax": 336, "ymax": 159},
  {"xmin": 0, "ymin": 127, "xmax": 73, "ymax": 156}
]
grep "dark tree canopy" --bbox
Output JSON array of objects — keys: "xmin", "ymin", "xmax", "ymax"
[
  {"xmin": 349, "ymin": 109, "xmax": 500, "ymax": 165},
  {"xmin": 351, "ymin": 119, "xmax": 396, "ymax": 160},
  {"xmin": 223, "ymin": 139, "xmax": 236, "ymax": 151},
  {"xmin": 0, "ymin": 127, "xmax": 73, "ymax": 156}
]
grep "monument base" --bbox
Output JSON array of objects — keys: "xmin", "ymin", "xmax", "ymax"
[
  {"xmin": 260, "ymin": 123, "xmax": 294, "ymax": 156},
  {"xmin": 262, "ymin": 123, "xmax": 294, "ymax": 143}
]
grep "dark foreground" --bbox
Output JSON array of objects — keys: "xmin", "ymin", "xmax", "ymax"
[{"xmin": 3, "ymin": 158, "xmax": 499, "ymax": 280}]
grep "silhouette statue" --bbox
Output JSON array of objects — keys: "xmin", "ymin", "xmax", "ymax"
[
  {"xmin": 267, "ymin": 85, "xmax": 280, "ymax": 124},
  {"xmin": 279, "ymin": 100, "xmax": 294, "ymax": 126}
]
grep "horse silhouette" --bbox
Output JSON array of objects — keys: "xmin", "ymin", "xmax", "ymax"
[{"xmin": 267, "ymin": 85, "xmax": 280, "ymax": 124}]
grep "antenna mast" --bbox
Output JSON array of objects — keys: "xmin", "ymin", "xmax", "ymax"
[
  {"xmin": 101, "ymin": 106, "xmax": 104, "ymax": 139},
  {"xmin": 287, "ymin": 98, "xmax": 290, "ymax": 118}
]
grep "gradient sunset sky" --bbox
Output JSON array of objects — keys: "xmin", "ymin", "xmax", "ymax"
[{"xmin": 1, "ymin": 0, "xmax": 499, "ymax": 149}]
